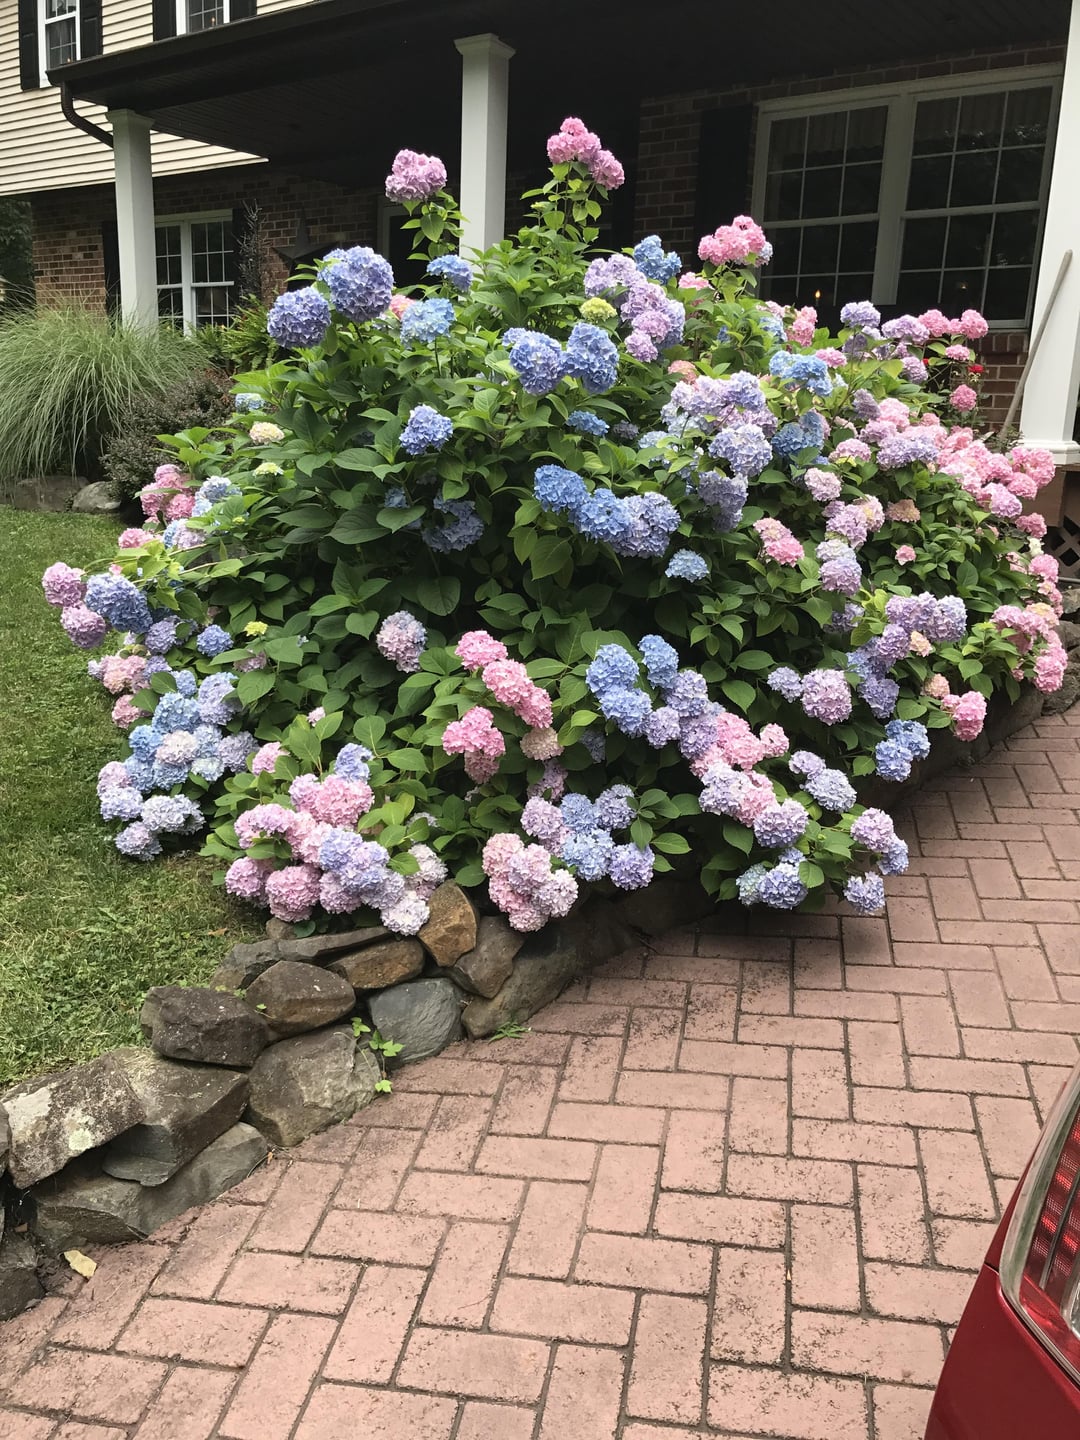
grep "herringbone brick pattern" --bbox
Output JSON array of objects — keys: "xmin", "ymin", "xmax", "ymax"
[{"xmin": 2, "ymin": 708, "xmax": 1078, "ymax": 1439}]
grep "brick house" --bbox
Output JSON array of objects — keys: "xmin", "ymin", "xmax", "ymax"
[{"xmin": 1, "ymin": 0, "xmax": 1078, "ymax": 548}]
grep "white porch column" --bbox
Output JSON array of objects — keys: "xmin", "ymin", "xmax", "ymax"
[
  {"xmin": 108, "ymin": 109, "xmax": 158, "ymax": 329},
  {"xmin": 454, "ymin": 32, "xmax": 514, "ymax": 256},
  {"xmin": 1019, "ymin": 0, "xmax": 1080, "ymax": 465}
]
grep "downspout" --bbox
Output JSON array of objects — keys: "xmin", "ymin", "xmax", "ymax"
[{"xmin": 60, "ymin": 83, "xmax": 113, "ymax": 148}]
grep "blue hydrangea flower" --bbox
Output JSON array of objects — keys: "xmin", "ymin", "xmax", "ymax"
[
  {"xmin": 560, "ymin": 794, "xmax": 597, "ymax": 834},
  {"xmin": 885, "ymin": 719, "xmax": 931, "ymax": 761},
  {"xmin": 609, "ymin": 843, "xmax": 655, "ymax": 890},
  {"xmin": 171, "ymin": 669, "xmax": 197, "ymax": 698},
  {"xmin": 875, "ymin": 738, "xmax": 913, "ymax": 782},
  {"xmin": 84, "ymin": 574, "xmax": 152, "ymax": 634},
  {"xmin": 753, "ymin": 800, "xmax": 809, "ymax": 849},
  {"xmin": 423, "ymin": 496, "xmax": 483, "ymax": 553},
  {"xmin": 639, "ymin": 634, "xmax": 679, "ymax": 690},
  {"xmin": 666, "ymin": 550, "xmax": 708, "ymax": 582},
  {"xmin": 141, "ymin": 794, "xmax": 203, "ymax": 833},
  {"xmin": 772, "ymin": 411, "xmax": 825, "ymax": 461},
  {"xmin": 267, "ymin": 286, "xmax": 331, "ymax": 347},
  {"xmin": 334, "ymin": 743, "xmax": 372, "ymax": 782},
  {"xmin": 665, "ymin": 670, "xmax": 710, "ymax": 718},
  {"xmin": 708, "ymin": 423, "xmax": 772, "ymax": 477},
  {"xmin": 401, "ymin": 405, "xmax": 453, "ymax": 456},
  {"xmin": 99, "ymin": 786, "xmax": 144, "ymax": 822},
  {"xmin": 757, "ymin": 862, "xmax": 808, "ymax": 910},
  {"xmin": 115, "ymin": 821, "xmax": 162, "ymax": 861},
  {"xmin": 790, "ymin": 750, "xmax": 826, "ymax": 779},
  {"xmin": 535, "ymin": 464, "xmax": 589, "ymax": 515},
  {"xmin": 845, "ymin": 872, "xmax": 886, "ymax": 914},
  {"xmin": 426, "ymin": 253, "xmax": 473, "ymax": 292},
  {"xmin": 769, "ymin": 351, "xmax": 833, "ymax": 398},
  {"xmin": 233, "ymin": 392, "xmax": 264, "ymax": 413},
  {"xmin": 736, "ymin": 862, "xmax": 770, "ymax": 904},
  {"xmin": 562, "ymin": 829, "xmax": 614, "ymax": 881},
  {"xmin": 806, "ymin": 768, "xmax": 857, "ymax": 812},
  {"xmin": 565, "ymin": 323, "xmax": 619, "ymax": 394},
  {"xmin": 595, "ymin": 784, "xmax": 634, "ymax": 831},
  {"xmin": 400, "ymin": 297, "xmax": 454, "ymax": 344},
  {"xmin": 757, "ymin": 311, "xmax": 786, "ymax": 341},
  {"xmin": 645, "ymin": 706, "xmax": 681, "ymax": 747},
  {"xmin": 767, "ymin": 666, "xmax": 804, "ymax": 702},
  {"xmin": 567, "ymin": 410, "xmax": 609, "ymax": 437},
  {"xmin": 586, "ymin": 645, "xmax": 639, "ymax": 697},
  {"xmin": 879, "ymin": 839, "xmax": 910, "ymax": 876},
  {"xmin": 323, "ymin": 246, "xmax": 394, "ymax": 322},
  {"xmin": 196, "ymin": 624, "xmax": 232, "ymax": 658},
  {"xmin": 599, "ymin": 686, "xmax": 653, "ymax": 737},
  {"xmin": 858, "ymin": 675, "xmax": 900, "ymax": 720},
  {"xmin": 509, "ymin": 332, "xmax": 566, "ymax": 395},
  {"xmin": 123, "ymin": 756, "xmax": 156, "ymax": 793},
  {"xmin": 633, "ymin": 235, "xmax": 681, "ymax": 284},
  {"xmin": 576, "ymin": 490, "xmax": 631, "ymax": 544}
]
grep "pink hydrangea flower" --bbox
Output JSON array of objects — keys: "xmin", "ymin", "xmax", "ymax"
[
  {"xmin": 225, "ymin": 856, "xmax": 275, "ymax": 902},
  {"xmin": 590, "ymin": 149, "xmax": 625, "ymax": 189},
  {"xmin": 896, "ymin": 545, "xmax": 917, "ymax": 565},
  {"xmin": 111, "ymin": 695, "xmax": 146, "ymax": 728},
  {"xmin": 787, "ymin": 306, "xmax": 817, "ymax": 346},
  {"xmin": 443, "ymin": 706, "xmax": 505, "ymax": 755},
  {"xmin": 909, "ymin": 631, "xmax": 931, "ymax": 656},
  {"xmin": 918, "ymin": 309, "xmax": 951, "ymax": 338},
  {"xmin": 307, "ymin": 775, "xmax": 375, "ymax": 827},
  {"xmin": 521, "ymin": 727, "xmax": 562, "ymax": 761},
  {"xmin": 950, "ymin": 384, "xmax": 978, "ymax": 412},
  {"xmin": 1016, "ymin": 512, "xmax": 1048, "ymax": 538},
  {"xmin": 958, "ymin": 308, "xmax": 989, "ymax": 340},
  {"xmin": 117, "ymin": 528, "xmax": 154, "ymax": 549},
  {"xmin": 887, "ymin": 499, "xmax": 921, "ymax": 523},
  {"xmin": 385, "ymin": 148, "xmax": 447, "ymax": 202},
  {"xmin": 944, "ymin": 344, "xmax": 973, "ymax": 361},
  {"xmin": 759, "ymin": 723, "xmax": 789, "ymax": 757},
  {"xmin": 546, "ymin": 116, "xmax": 601, "ymax": 165},
  {"xmin": 456, "ymin": 630, "xmax": 508, "ymax": 671},
  {"xmin": 387, "ymin": 294, "xmax": 415, "ymax": 320},
  {"xmin": 41, "ymin": 562, "xmax": 86, "ymax": 607},
  {"xmin": 306, "ymin": 706, "xmax": 326, "ymax": 724},
  {"xmin": 753, "ymin": 517, "xmax": 804, "ymax": 566},
  {"xmin": 265, "ymin": 864, "xmax": 321, "ymax": 922},
  {"xmin": 815, "ymin": 347, "xmax": 847, "ymax": 368},
  {"xmin": 829, "ymin": 439, "xmax": 871, "ymax": 463},
  {"xmin": 678, "ymin": 272, "xmax": 711, "ymax": 291},
  {"xmin": 1034, "ymin": 638, "xmax": 1068, "ymax": 693},
  {"xmin": 923, "ymin": 674, "xmax": 951, "ymax": 700},
  {"xmin": 944, "ymin": 690, "xmax": 988, "ymax": 741},
  {"xmin": 165, "ymin": 491, "xmax": 195, "ymax": 521},
  {"xmin": 667, "ymin": 360, "xmax": 698, "ymax": 383},
  {"xmin": 698, "ymin": 215, "xmax": 770, "ymax": 267},
  {"xmin": 252, "ymin": 741, "xmax": 287, "ymax": 776},
  {"xmin": 234, "ymin": 802, "xmax": 299, "ymax": 849},
  {"xmin": 100, "ymin": 654, "xmax": 147, "ymax": 695}
]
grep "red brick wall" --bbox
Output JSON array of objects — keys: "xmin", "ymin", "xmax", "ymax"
[{"xmin": 30, "ymin": 164, "xmax": 381, "ymax": 309}]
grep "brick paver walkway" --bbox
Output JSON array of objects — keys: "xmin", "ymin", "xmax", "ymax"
[{"xmin": 2, "ymin": 708, "xmax": 1079, "ymax": 1440}]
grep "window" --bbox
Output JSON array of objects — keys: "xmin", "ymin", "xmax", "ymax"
[
  {"xmin": 752, "ymin": 67, "xmax": 1060, "ymax": 329},
  {"xmin": 156, "ymin": 215, "xmax": 235, "ymax": 330},
  {"xmin": 176, "ymin": 0, "xmax": 228, "ymax": 34},
  {"xmin": 39, "ymin": 0, "xmax": 79, "ymax": 82}
]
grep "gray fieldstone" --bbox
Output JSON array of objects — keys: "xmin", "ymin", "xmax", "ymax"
[
  {"xmin": 31, "ymin": 1123, "xmax": 269, "ymax": 1253},
  {"xmin": 141, "ymin": 986, "xmax": 271, "ymax": 1069},
  {"xmin": 615, "ymin": 879, "xmax": 715, "ymax": 937},
  {"xmin": 418, "ymin": 883, "xmax": 478, "ymax": 966},
  {"xmin": 1057, "ymin": 618, "xmax": 1080, "ymax": 650},
  {"xmin": 277, "ymin": 927, "xmax": 389, "ymax": 964},
  {"xmin": 101, "ymin": 1049, "xmax": 249, "ymax": 1186},
  {"xmin": 1044, "ymin": 661, "xmax": 1080, "ymax": 715},
  {"xmin": 245, "ymin": 960, "xmax": 355, "ymax": 1037},
  {"xmin": 330, "ymin": 938, "xmax": 425, "ymax": 993},
  {"xmin": 71, "ymin": 480, "xmax": 121, "ymax": 513},
  {"xmin": 461, "ymin": 922, "xmax": 580, "ymax": 1040},
  {"xmin": 244, "ymin": 1026, "xmax": 379, "ymax": 1148},
  {"xmin": 368, "ymin": 977, "xmax": 463, "ymax": 1064},
  {"xmin": 449, "ymin": 916, "xmax": 524, "ymax": 998},
  {"xmin": 7, "ymin": 474, "xmax": 84, "ymax": 513},
  {"xmin": 2, "ymin": 1053, "xmax": 146, "ymax": 1189},
  {"xmin": 0, "ymin": 1103, "xmax": 10, "ymax": 1172},
  {"xmin": 209, "ymin": 939, "xmax": 280, "ymax": 991},
  {"xmin": 0, "ymin": 1234, "xmax": 44, "ymax": 1319}
]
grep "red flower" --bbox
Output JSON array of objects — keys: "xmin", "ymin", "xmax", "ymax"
[{"xmin": 969, "ymin": 363, "xmax": 984, "ymax": 374}]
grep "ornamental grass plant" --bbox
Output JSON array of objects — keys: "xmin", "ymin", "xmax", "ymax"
[
  {"xmin": 37, "ymin": 121, "xmax": 1067, "ymax": 941},
  {"xmin": 0, "ymin": 304, "xmax": 203, "ymax": 490}
]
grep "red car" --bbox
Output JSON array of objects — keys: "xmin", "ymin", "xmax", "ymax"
[{"xmin": 927, "ymin": 1065, "xmax": 1080, "ymax": 1438}]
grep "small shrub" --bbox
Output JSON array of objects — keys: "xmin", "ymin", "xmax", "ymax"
[
  {"xmin": 0, "ymin": 305, "xmax": 203, "ymax": 484},
  {"xmin": 104, "ymin": 368, "xmax": 234, "ymax": 504},
  {"xmin": 195, "ymin": 301, "xmax": 281, "ymax": 376}
]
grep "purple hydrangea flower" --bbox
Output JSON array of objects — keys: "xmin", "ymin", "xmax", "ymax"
[
  {"xmin": 768, "ymin": 667, "xmax": 804, "ymax": 702},
  {"xmin": 845, "ymin": 872, "xmax": 886, "ymax": 914},
  {"xmin": 595, "ymin": 784, "xmax": 634, "ymax": 831},
  {"xmin": 789, "ymin": 750, "xmax": 826, "ymax": 779},
  {"xmin": 196, "ymin": 624, "xmax": 232, "ymax": 658},
  {"xmin": 645, "ymin": 706, "xmax": 681, "ymax": 747},
  {"xmin": 376, "ymin": 610, "xmax": 426, "ymax": 673},
  {"xmin": 801, "ymin": 670, "xmax": 852, "ymax": 724},
  {"xmin": 115, "ymin": 821, "xmax": 162, "ymax": 861},
  {"xmin": 510, "ymin": 332, "xmax": 566, "ymax": 395},
  {"xmin": 608, "ymin": 842, "xmax": 655, "ymax": 890},
  {"xmin": 267, "ymin": 286, "xmax": 330, "ymax": 347},
  {"xmin": 806, "ymin": 768, "xmax": 857, "ymax": 812},
  {"xmin": 840, "ymin": 300, "xmax": 881, "ymax": 328},
  {"xmin": 708, "ymin": 423, "xmax": 772, "ymax": 477},
  {"xmin": 401, "ymin": 405, "xmax": 453, "ymax": 455},
  {"xmin": 664, "ymin": 670, "xmax": 710, "ymax": 718},
  {"xmin": 758, "ymin": 862, "xmax": 808, "ymax": 910},
  {"xmin": 753, "ymin": 800, "xmax": 809, "ymax": 849},
  {"xmin": 817, "ymin": 539, "xmax": 862, "ymax": 596},
  {"xmin": 324, "ymin": 246, "xmax": 393, "ymax": 322},
  {"xmin": 851, "ymin": 807, "xmax": 899, "ymax": 853}
]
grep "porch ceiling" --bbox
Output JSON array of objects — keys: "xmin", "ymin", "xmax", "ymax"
[{"xmin": 57, "ymin": 0, "xmax": 1070, "ymax": 188}]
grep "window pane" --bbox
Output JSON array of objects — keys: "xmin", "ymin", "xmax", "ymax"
[
  {"xmin": 956, "ymin": 91, "xmax": 1004, "ymax": 151},
  {"xmin": 194, "ymin": 285, "xmax": 234, "ymax": 326},
  {"xmin": 155, "ymin": 225, "xmax": 182, "ymax": 286},
  {"xmin": 839, "ymin": 221, "xmax": 878, "ymax": 271},
  {"xmin": 769, "ymin": 227, "xmax": 801, "ymax": 275},
  {"xmin": 984, "ymin": 266, "xmax": 1032, "ymax": 320},
  {"xmin": 44, "ymin": 0, "xmax": 76, "ymax": 17},
  {"xmin": 158, "ymin": 288, "xmax": 184, "ymax": 325},
  {"xmin": 990, "ymin": 210, "xmax": 1038, "ymax": 267},
  {"xmin": 948, "ymin": 152, "xmax": 997, "ymax": 208},
  {"xmin": 1004, "ymin": 87, "xmax": 1051, "ymax": 147},
  {"xmin": 806, "ymin": 111, "xmax": 847, "ymax": 168},
  {"xmin": 45, "ymin": 16, "xmax": 77, "ymax": 68},
  {"xmin": 187, "ymin": 0, "xmax": 225, "ymax": 29},
  {"xmin": 765, "ymin": 169, "xmax": 803, "ymax": 222},
  {"xmin": 846, "ymin": 106, "xmax": 887, "ymax": 162},
  {"xmin": 913, "ymin": 96, "xmax": 957, "ymax": 154},
  {"xmin": 800, "ymin": 222, "xmax": 839, "ymax": 273},
  {"xmin": 995, "ymin": 146, "xmax": 1044, "ymax": 203},
  {"xmin": 895, "ymin": 270, "xmax": 939, "ymax": 311},
  {"xmin": 190, "ymin": 221, "xmax": 230, "ymax": 285},
  {"xmin": 802, "ymin": 166, "xmax": 842, "ymax": 219},
  {"xmin": 901, "ymin": 216, "xmax": 947, "ymax": 270},
  {"xmin": 940, "ymin": 268, "xmax": 984, "ymax": 313},
  {"xmin": 841, "ymin": 162, "xmax": 880, "ymax": 215},
  {"xmin": 907, "ymin": 154, "xmax": 952, "ymax": 210},
  {"xmin": 946, "ymin": 212, "xmax": 992, "ymax": 268},
  {"xmin": 769, "ymin": 116, "xmax": 806, "ymax": 171}
]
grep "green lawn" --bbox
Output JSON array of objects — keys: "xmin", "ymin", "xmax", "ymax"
[{"xmin": 0, "ymin": 509, "xmax": 259, "ymax": 1085}]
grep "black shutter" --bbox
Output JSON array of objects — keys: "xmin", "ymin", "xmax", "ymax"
[
  {"xmin": 18, "ymin": 0, "xmax": 41, "ymax": 90},
  {"xmin": 152, "ymin": 0, "xmax": 176, "ymax": 40},
  {"xmin": 80, "ymin": 0, "xmax": 103, "ymax": 58},
  {"xmin": 101, "ymin": 218, "xmax": 121, "ymax": 318},
  {"xmin": 695, "ymin": 103, "xmax": 755, "ymax": 236},
  {"xmin": 230, "ymin": 0, "xmax": 257, "ymax": 18},
  {"xmin": 227, "ymin": 204, "xmax": 247, "ymax": 298}
]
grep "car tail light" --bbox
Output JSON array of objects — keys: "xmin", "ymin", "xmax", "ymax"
[{"xmin": 1001, "ymin": 1064, "xmax": 1080, "ymax": 1381}]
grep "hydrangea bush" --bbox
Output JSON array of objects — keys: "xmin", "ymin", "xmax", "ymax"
[{"xmin": 42, "ymin": 121, "xmax": 1066, "ymax": 933}]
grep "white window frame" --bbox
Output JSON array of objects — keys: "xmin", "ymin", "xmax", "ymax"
[
  {"xmin": 751, "ymin": 64, "xmax": 1063, "ymax": 329},
  {"xmin": 175, "ymin": 0, "xmax": 230, "ymax": 35},
  {"xmin": 38, "ymin": 0, "xmax": 80, "ymax": 86},
  {"xmin": 155, "ymin": 210, "xmax": 234, "ymax": 331}
]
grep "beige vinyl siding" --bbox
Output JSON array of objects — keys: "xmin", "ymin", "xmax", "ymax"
[{"xmin": 0, "ymin": 0, "xmax": 312, "ymax": 196}]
